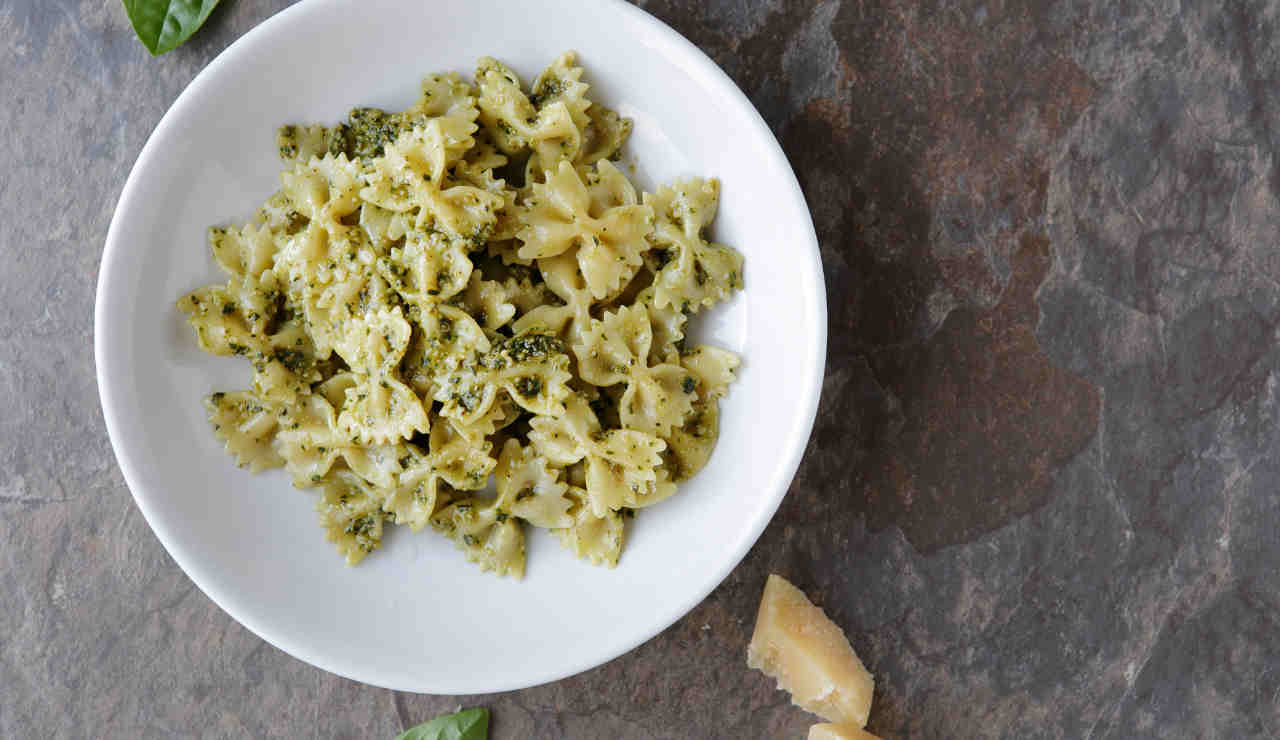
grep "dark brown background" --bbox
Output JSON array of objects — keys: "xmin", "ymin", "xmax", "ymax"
[{"xmin": 4, "ymin": 0, "xmax": 1279, "ymax": 737}]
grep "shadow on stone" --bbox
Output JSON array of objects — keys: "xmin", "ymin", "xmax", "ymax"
[
  {"xmin": 857, "ymin": 237, "xmax": 1101, "ymax": 552},
  {"xmin": 763, "ymin": 0, "xmax": 1105, "ymax": 555}
]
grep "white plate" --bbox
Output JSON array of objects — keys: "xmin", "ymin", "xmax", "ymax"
[{"xmin": 95, "ymin": 0, "xmax": 825, "ymax": 694}]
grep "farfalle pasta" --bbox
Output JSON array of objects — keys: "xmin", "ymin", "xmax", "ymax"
[{"xmin": 178, "ymin": 53, "xmax": 744, "ymax": 577}]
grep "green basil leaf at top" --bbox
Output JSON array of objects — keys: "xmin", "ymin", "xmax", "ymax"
[
  {"xmin": 395, "ymin": 707, "xmax": 489, "ymax": 740},
  {"xmin": 122, "ymin": 0, "xmax": 221, "ymax": 56}
]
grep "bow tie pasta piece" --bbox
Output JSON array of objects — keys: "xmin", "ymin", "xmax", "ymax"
[
  {"xmin": 511, "ymin": 302, "xmax": 586, "ymax": 353},
  {"xmin": 331, "ymin": 305, "xmax": 411, "ymax": 374},
  {"xmin": 511, "ymin": 253, "xmax": 595, "ymax": 349},
  {"xmin": 423, "ymin": 419, "xmax": 498, "ymax": 492},
  {"xmin": 526, "ymin": 393, "xmax": 599, "ymax": 464},
  {"xmin": 537, "ymin": 249, "xmax": 591, "ymax": 304},
  {"xmin": 382, "ymin": 449, "xmax": 443, "ymax": 533},
  {"xmin": 452, "ymin": 392, "xmax": 521, "ymax": 444},
  {"xmin": 204, "ymin": 391, "xmax": 285, "ymax": 472},
  {"xmin": 432, "ymin": 330, "xmax": 572, "ymax": 425},
  {"xmin": 681, "ymin": 345, "xmax": 741, "ymax": 399},
  {"xmin": 574, "ymin": 305, "xmax": 696, "ymax": 436},
  {"xmin": 209, "ymin": 222, "xmax": 277, "ymax": 285},
  {"xmin": 455, "ymin": 136, "xmax": 521, "ymax": 241},
  {"xmin": 475, "ymin": 56, "xmax": 584, "ymax": 168},
  {"xmin": 337, "ymin": 353, "xmax": 428, "ymax": 450},
  {"xmin": 635, "ymin": 286, "xmax": 689, "ymax": 365},
  {"xmin": 276, "ymin": 124, "xmax": 332, "ymax": 166},
  {"xmin": 499, "ymin": 272, "xmax": 556, "ymax": 316},
  {"xmin": 662, "ymin": 396, "xmax": 721, "ymax": 483},
  {"xmin": 315, "ymin": 371, "xmax": 355, "ymax": 407},
  {"xmin": 256, "ymin": 191, "xmax": 311, "ymax": 238},
  {"xmin": 179, "ymin": 284, "xmax": 269, "ymax": 358},
  {"xmin": 276, "ymin": 384, "xmax": 405, "ymax": 489},
  {"xmin": 247, "ymin": 317, "xmax": 323, "ymax": 406},
  {"xmin": 568, "ymin": 162, "xmax": 652, "ymax": 299},
  {"xmin": 573, "ymin": 304, "xmax": 651, "ymax": 387},
  {"xmin": 578, "ymin": 104, "xmax": 632, "ymax": 167},
  {"xmin": 271, "ymin": 154, "xmax": 390, "ymax": 355},
  {"xmin": 408, "ymin": 72, "xmax": 480, "ymax": 122},
  {"xmin": 658, "ymin": 347, "xmax": 739, "ymax": 481},
  {"xmin": 379, "ymin": 230, "xmax": 475, "ymax": 310},
  {"xmin": 586, "ymin": 159, "xmax": 641, "ymax": 212},
  {"xmin": 514, "ymin": 162, "xmax": 592, "ymax": 260},
  {"xmin": 280, "ymin": 153, "xmax": 365, "ymax": 227},
  {"xmin": 356, "ymin": 202, "xmax": 409, "ymax": 253},
  {"xmin": 517, "ymin": 161, "xmax": 653, "ymax": 299},
  {"xmin": 590, "ymin": 433, "xmax": 678, "ymax": 513},
  {"xmin": 474, "ymin": 57, "xmax": 539, "ymax": 153},
  {"xmin": 283, "ymin": 260, "xmax": 389, "ymax": 363},
  {"xmin": 622, "ymin": 361, "xmax": 697, "ymax": 435},
  {"xmin": 431, "ymin": 496, "xmax": 527, "ymax": 578},
  {"xmin": 386, "ymin": 421, "xmax": 496, "ymax": 531},
  {"xmin": 316, "ymin": 469, "xmax": 390, "ymax": 565},
  {"xmin": 485, "ymin": 332, "xmax": 574, "ymax": 411},
  {"xmin": 401, "ymin": 304, "xmax": 491, "ymax": 398},
  {"xmin": 178, "ymin": 237, "xmax": 295, "ymax": 363},
  {"xmin": 528, "ymin": 53, "xmax": 591, "ymax": 133},
  {"xmin": 494, "ymin": 439, "xmax": 573, "ymax": 529},
  {"xmin": 529, "ymin": 395, "xmax": 671, "ymax": 517},
  {"xmin": 475, "ymin": 51, "xmax": 632, "ymax": 176},
  {"xmin": 432, "ymin": 366, "xmax": 501, "ymax": 425},
  {"xmin": 360, "ymin": 120, "xmax": 504, "ymax": 245},
  {"xmin": 209, "ymin": 223, "xmax": 292, "ymax": 347},
  {"xmin": 644, "ymin": 178, "xmax": 745, "ymax": 312},
  {"xmin": 525, "ymin": 52, "xmax": 592, "ymax": 169},
  {"xmin": 270, "ymin": 169, "xmax": 369, "ymax": 285},
  {"xmin": 552, "ymin": 487, "xmax": 627, "ymax": 567},
  {"xmin": 448, "ymin": 272, "xmax": 518, "ymax": 336},
  {"xmin": 333, "ymin": 308, "xmax": 430, "ymax": 445},
  {"xmin": 179, "ymin": 286, "xmax": 322, "ymax": 405},
  {"xmin": 273, "ymin": 238, "xmax": 375, "ymax": 357}
]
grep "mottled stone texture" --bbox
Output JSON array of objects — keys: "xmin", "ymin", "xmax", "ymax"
[{"xmin": 4, "ymin": 0, "xmax": 1280, "ymax": 737}]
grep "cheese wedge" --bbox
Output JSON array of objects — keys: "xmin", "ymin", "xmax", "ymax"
[
  {"xmin": 809, "ymin": 722, "xmax": 882, "ymax": 740},
  {"xmin": 746, "ymin": 574, "xmax": 874, "ymax": 726}
]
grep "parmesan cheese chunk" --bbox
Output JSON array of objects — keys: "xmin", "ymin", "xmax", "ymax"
[
  {"xmin": 808, "ymin": 722, "xmax": 882, "ymax": 740},
  {"xmin": 746, "ymin": 574, "xmax": 874, "ymax": 726}
]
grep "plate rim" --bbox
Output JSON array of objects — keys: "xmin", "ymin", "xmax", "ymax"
[{"xmin": 94, "ymin": 0, "xmax": 827, "ymax": 694}]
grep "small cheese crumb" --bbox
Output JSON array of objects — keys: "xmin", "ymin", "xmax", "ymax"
[
  {"xmin": 809, "ymin": 722, "xmax": 882, "ymax": 740},
  {"xmin": 746, "ymin": 574, "xmax": 874, "ymax": 726}
]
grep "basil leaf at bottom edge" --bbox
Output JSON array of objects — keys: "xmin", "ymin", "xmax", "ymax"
[
  {"xmin": 396, "ymin": 707, "xmax": 490, "ymax": 740},
  {"xmin": 122, "ymin": 0, "xmax": 221, "ymax": 56}
]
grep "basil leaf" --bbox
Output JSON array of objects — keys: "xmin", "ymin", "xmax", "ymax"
[
  {"xmin": 122, "ymin": 0, "xmax": 221, "ymax": 56},
  {"xmin": 395, "ymin": 707, "xmax": 489, "ymax": 740}
]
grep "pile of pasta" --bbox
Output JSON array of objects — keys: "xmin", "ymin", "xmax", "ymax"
[{"xmin": 178, "ymin": 53, "xmax": 744, "ymax": 577}]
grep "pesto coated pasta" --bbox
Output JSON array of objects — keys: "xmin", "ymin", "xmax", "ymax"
[{"xmin": 178, "ymin": 53, "xmax": 744, "ymax": 578}]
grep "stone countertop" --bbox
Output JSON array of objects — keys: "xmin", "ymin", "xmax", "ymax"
[{"xmin": 3, "ymin": 0, "xmax": 1276, "ymax": 737}]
